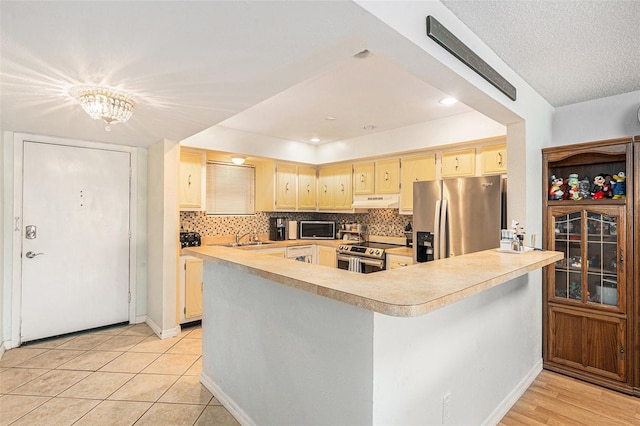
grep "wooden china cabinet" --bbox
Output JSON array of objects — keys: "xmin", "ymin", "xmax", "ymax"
[{"xmin": 542, "ymin": 137, "xmax": 637, "ymax": 395}]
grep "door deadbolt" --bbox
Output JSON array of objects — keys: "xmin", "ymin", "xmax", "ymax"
[{"xmin": 26, "ymin": 225, "xmax": 37, "ymax": 240}]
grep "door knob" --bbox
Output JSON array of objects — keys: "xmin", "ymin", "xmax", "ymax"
[{"xmin": 25, "ymin": 251, "xmax": 44, "ymax": 259}]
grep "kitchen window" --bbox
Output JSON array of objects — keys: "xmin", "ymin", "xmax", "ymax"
[{"xmin": 206, "ymin": 162, "xmax": 255, "ymax": 215}]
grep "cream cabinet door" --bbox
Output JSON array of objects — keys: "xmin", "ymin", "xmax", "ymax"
[
  {"xmin": 386, "ymin": 254, "xmax": 414, "ymax": 270},
  {"xmin": 317, "ymin": 245, "xmax": 337, "ymax": 268},
  {"xmin": 276, "ymin": 164, "xmax": 297, "ymax": 210},
  {"xmin": 353, "ymin": 162, "xmax": 375, "ymax": 195},
  {"xmin": 334, "ymin": 165, "xmax": 353, "ymax": 210},
  {"xmin": 400, "ymin": 154, "xmax": 436, "ymax": 211},
  {"xmin": 318, "ymin": 168, "xmax": 334, "ymax": 210},
  {"xmin": 179, "ymin": 151, "xmax": 204, "ymax": 209},
  {"xmin": 185, "ymin": 257, "xmax": 203, "ymax": 319},
  {"xmin": 481, "ymin": 144, "xmax": 507, "ymax": 174},
  {"xmin": 376, "ymin": 158, "xmax": 400, "ymax": 194},
  {"xmin": 441, "ymin": 148, "xmax": 475, "ymax": 177},
  {"xmin": 298, "ymin": 166, "xmax": 317, "ymax": 210}
]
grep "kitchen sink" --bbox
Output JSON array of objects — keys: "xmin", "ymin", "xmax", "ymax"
[{"xmin": 207, "ymin": 241, "xmax": 273, "ymax": 247}]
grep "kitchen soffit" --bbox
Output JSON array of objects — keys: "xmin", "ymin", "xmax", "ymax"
[{"xmin": 214, "ymin": 52, "xmax": 473, "ymax": 145}]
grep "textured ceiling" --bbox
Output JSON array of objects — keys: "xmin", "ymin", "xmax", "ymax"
[{"xmin": 442, "ymin": 0, "xmax": 640, "ymax": 107}]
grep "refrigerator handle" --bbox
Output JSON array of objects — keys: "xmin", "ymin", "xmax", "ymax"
[
  {"xmin": 433, "ymin": 200, "xmax": 442, "ymax": 260},
  {"xmin": 439, "ymin": 200, "xmax": 448, "ymax": 258}
]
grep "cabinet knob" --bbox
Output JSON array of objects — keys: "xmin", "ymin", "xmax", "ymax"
[{"xmin": 497, "ymin": 152, "xmax": 503, "ymax": 166}]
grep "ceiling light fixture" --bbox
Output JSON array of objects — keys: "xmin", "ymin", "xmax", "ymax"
[
  {"xmin": 363, "ymin": 125, "xmax": 376, "ymax": 131},
  {"xmin": 325, "ymin": 116, "xmax": 337, "ymax": 121},
  {"xmin": 231, "ymin": 156, "xmax": 246, "ymax": 165},
  {"xmin": 310, "ymin": 137, "xmax": 321, "ymax": 143},
  {"xmin": 73, "ymin": 86, "xmax": 135, "ymax": 131},
  {"xmin": 439, "ymin": 97, "xmax": 459, "ymax": 105}
]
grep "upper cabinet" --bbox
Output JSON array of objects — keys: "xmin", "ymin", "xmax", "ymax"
[
  {"xmin": 353, "ymin": 162, "xmax": 375, "ymax": 195},
  {"xmin": 375, "ymin": 159, "xmax": 400, "ymax": 194},
  {"xmin": 481, "ymin": 143, "xmax": 507, "ymax": 175},
  {"xmin": 400, "ymin": 154, "xmax": 436, "ymax": 212},
  {"xmin": 179, "ymin": 150, "xmax": 205, "ymax": 210},
  {"xmin": 318, "ymin": 165, "xmax": 353, "ymax": 210},
  {"xmin": 276, "ymin": 164, "xmax": 297, "ymax": 210},
  {"xmin": 441, "ymin": 148, "xmax": 475, "ymax": 177},
  {"xmin": 298, "ymin": 166, "xmax": 317, "ymax": 210}
]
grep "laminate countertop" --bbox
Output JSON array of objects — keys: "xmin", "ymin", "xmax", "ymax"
[{"xmin": 185, "ymin": 244, "xmax": 562, "ymax": 317}]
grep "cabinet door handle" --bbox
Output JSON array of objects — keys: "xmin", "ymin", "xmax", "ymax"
[
  {"xmin": 360, "ymin": 173, "xmax": 365, "ymax": 183},
  {"xmin": 188, "ymin": 174, "xmax": 192, "ymax": 186},
  {"xmin": 307, "ymin": 184, "xmax": 310, "ymax": 193},
  {"xmin": 497, "ymin": 152, "xmax": 503, "ymax": 166},
  {"xmin": 620, "ymin": 248, "xmax": 624, "ymax": 263},
  {"xmin": 397, "ymin": 262, "xmax": 407, "ymax": 267},
  {"xmin": 385, "ymin": 171, "xmax": 389, "ymax": 181},
  {"xmin": 285, "ymin": 182, "xmax": 289, "ymax": 192},
  {"xmin": 340, "ymin": 183, "xmax": 345, "ymax": 193},
  {"xmin": 455, "ymin": 157, "xmax": 459, "ymax": 170},
  {"xmin": 323, "ymin": 184, "xmax": 327, "ymax": 193}
]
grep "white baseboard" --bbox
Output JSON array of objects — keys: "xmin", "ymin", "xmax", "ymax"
[
  {"xmin": 200, "ymin": 371, "xmax": 255, "ymax": 426},
  {"xmin": 0, "ymin": 342, "xmax": 5, "ymax": 360},
  {"xmin": 144, "ymin": 316, "xmax": 180, "ymax": 340},
  {"xmin": 482, "ymin": 359, "xmax": 543, "ymax": 426},
  {"xmin": 135, "ymin": 315, "xmax": 147, "ymax": 324}
]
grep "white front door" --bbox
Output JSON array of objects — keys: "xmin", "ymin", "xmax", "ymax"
[{"xmin": 21, "ymin": 141, "xmax": 131, "ymax": 342}]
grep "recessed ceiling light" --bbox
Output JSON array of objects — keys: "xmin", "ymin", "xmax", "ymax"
[
  {"xmin": 325, "ymin": 116, "xmax": 337, "ymax": 121},
  {"xmin": 363, "ymin": 125, "xmax": 376, "ymax": 131},
  {"xmin": 310, "ymin": 137, "xmax": 321, "ymax": 143},
  {"xmin": 439, "ymin": 97, "xmax": 459, "ymax": 105}
]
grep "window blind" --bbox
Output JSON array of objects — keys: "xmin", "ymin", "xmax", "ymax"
[{"xmin": 206, "ymin": 162, "xmax": 255, "ymax": 215}]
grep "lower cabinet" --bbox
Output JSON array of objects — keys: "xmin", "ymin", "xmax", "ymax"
[
  {"xmin": 179, "ymin": 256, "xmax": 203, "ymax": 323},
  {"xmin": 317, "ymin": 245, "xmax": 337, "ymax": 268},
  {"xmin": 548, "ymin": 305, "xmax": 626, "ymax": 382},
  {"xmin": 386, "ymin": 254, "xmax": 413, "ymax": 270}
]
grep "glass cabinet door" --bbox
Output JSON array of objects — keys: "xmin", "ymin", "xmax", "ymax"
[
  {"xmin": 586, "ymin": 212, "xmax": 620, "ymax": 307},
  {"xmin": 552, "ymin": 211, "xmax": 582, "ymax": 301},
  {"xmin": 550, "ymin": 207, "xmax": 624, "ymax": 310}
]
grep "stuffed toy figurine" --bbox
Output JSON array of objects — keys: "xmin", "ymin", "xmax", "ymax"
[
  {"xmin": 603, "ymin": 173, "xmax": 614, "ymax": 198},
  {"xmin": 591, "ymin": 173, "xmax": 609, "ymax": 199},
  {"xmin": 549, "ymin": 175, "xmax": 565, "ymax": 200},
  {"xmin": 578, "ymin": 177, "xmax": 591, "ymax": 199},
  {"xmin": 567, "ymin": 174, "xmax": 581, "ymax": 200},
  {"xmin": 612, "ymin": 172, "xmax": 626, "ymax": 199}
]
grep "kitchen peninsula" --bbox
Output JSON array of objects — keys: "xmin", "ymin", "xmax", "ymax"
[{"xmin": 186, "ymin": 244, "xmax": 561, "ymax": 425}]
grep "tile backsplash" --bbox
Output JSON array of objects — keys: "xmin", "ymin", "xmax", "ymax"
[{"xmin": 180, "ymin": 210, "xmax": 412, "ymax": 239}]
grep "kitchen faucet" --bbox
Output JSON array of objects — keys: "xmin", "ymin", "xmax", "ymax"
[{"xmin": 235, "ymin": 230, "xmax": 253, "ymax": 244}]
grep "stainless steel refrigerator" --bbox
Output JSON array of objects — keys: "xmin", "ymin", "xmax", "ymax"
[{"xmin": 413, "ymin": 175, "xmax": 506, "ymax": 262}]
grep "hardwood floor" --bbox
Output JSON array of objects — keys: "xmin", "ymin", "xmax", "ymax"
[{"xmin": 500, "ymin": 370, "xmax": 640, "ymax": 425}]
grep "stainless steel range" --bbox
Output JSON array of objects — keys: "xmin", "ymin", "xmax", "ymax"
[{"xmin": 336, "ymin": 242, "xmax": 399, "ymax": 273}]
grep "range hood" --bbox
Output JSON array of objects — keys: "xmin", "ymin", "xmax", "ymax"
[{"xmin": 351, "ymin": 194, "xmax": 399, "ymax": 209}]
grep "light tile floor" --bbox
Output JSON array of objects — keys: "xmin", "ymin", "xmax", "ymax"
[{"xmin": 0, "ymin": 323, "xmax": 240, "ymax": 426}]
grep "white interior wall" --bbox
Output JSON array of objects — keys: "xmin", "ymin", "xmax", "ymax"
[
  {"xmin": 552, "ymin": 90, "xmax": 640, "ymax": 147},
  {"xmin": 201, "ymin": 261, "xmax": 375, "ymax": 425},
  {"xmin": 316, "ymin": 110, "xmax": 505, "ymax": 164},
  {"xmin": 0, "ymin": 130, "xmax": 5, "ymax": 353},
  {"xmin": 146, "ymin": 139, "xmax": 179, "ymax": 338},
  {"xmin": 373, "ymin": 275, "xmax": 538, "ymax": 425},
  {"xmin": 136, "ymin": 148, "xmax": 148, "ymax": 321}
]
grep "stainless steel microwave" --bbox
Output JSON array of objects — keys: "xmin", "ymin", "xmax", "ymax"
[{"xmin": 299, "ymin": 221, "xmax": 335, "ymax": 240}]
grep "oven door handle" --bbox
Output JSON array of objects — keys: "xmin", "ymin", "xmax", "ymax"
[
  {"xmin": 337, "ymin": 254, "xmax": 384, "ymax": 269},
  {"xmin": 359, "ymin": 258, "xmax": 385, "ymax": 268}
]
